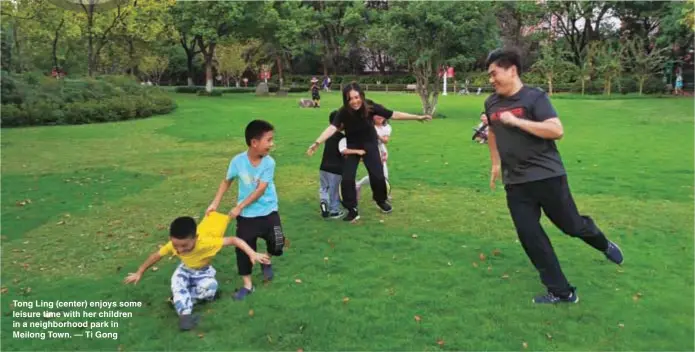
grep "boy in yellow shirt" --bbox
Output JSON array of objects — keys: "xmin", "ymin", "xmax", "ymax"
[{"xmin": 124, "ymin": 212, "xmax": 269, "ymax": 330}]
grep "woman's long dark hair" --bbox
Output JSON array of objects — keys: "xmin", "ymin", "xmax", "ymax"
[{"xmin": 340, "ymin": 82, "xmax": 372, "ymax": 122}]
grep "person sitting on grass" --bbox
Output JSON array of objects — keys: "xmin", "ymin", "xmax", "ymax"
[{"xmin": 124, "ymin": 212, "xmax": 269, "ymax": 331}]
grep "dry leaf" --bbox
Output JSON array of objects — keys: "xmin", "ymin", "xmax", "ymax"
[
  {"xmin": 492, "ymin": 249, "xmax": 501, "ymax": 256},
  {"xmin": 295, "ymin": 279, "xmax": 302, "ymax": 284},
  {"xmin": 411, "ymin": 234, "xmax": 418, "ymax": 239},
  {"xmin": 414, "ymin": 315, "xmax": 421, "ymax": 323},
  {"xmin": 1, "ymin": 287, "xmax": 8, "ymax": 294},
  {"xmin": 546, "ymin": 333, "xmax": 552, "ymax": 340},
  {"xmin": 198, "ymin": 333, "xmax": 204, "ymax": 339},
  {"xmin": 632, "ymin": 293, "xmax": 642, "ymax": 302},
  {"xmin": 487, "ymin": 266, "xmax": 492, "ymax": 272},
  {"xmin": 522, "ymin": 341, "xmax": 528, "ymax": 349},
  {"xmin": 297, "ymin": 349, "xmax": 304, "ymax": 352},
  {"xmin": 342, "ymin": 297, "xmax": 350, "ymax": 304},
  {"xmin": 501, "ymin": 274, "xmax": 509, "ymax": 279},
  {"xmin": 324, "ymin": 257, "xmax": 329, "ymax": 262},
  {"xmin": 267, "ymin": 335, "xmax": 273, "ymax": 343},
  {"xmin": 56, "ymin": 220, "xmax": 66, "ymax": 225},
  {"xmin": 157, "ymin": 225, "xmax": 166, "ymax": 230},
  {"xmin": 24, "ymin": 287, "xmax": 32, "ymax": 294},
  {"xmin": 618, "ymin": 323, "xmax": 625, "ymax": 328},
  {"xmin": 479, "ymin": 253, "xmax": 486, "ymax": 261},
  {"xmin": 248, "ymin": 309, "xmax": 255, "ymax": 317},
  {"xmin": 379, "ymin": 220, "xmax": 384, "ymax": 223},
  {"xmin": 447, "ymin": 262, "xmax": 452, "ymax": 266},
  {"xmin": 437, "ymin": 339, "xmax": 445, "ymax": 346},
  {"xmin": 151, "ymin": 266, "xmax": 159, "ymax": 272},
  {"xmin": 12, "ymin": 279, "xmax": 19, "ymax": 284},
  {"xmin": 472, "ymin": 262, "xmax": 479, "ymax": 268}
]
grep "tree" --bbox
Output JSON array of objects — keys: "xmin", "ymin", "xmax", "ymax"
[
  {"xmin": 139, "ymin": 55, "xmax": 168, "ymax": 84},
  {"xmin": 493, "ymin": 1, "xmax": 547, "ymax": 58},
  {"xmin": 171, "ymin": 1, "xmax": 262, "ymax": 93},
  {"xmin": 215, "ymin": 41, "xmax": 250, "ymax": 87},
  {"xmin": 531, "ymin": 44, "xmax": 574, "ymax": 96},
  {"xmin": 596, "ymin": 42, "xmax": 622, "ymax": 95},
  {"xmin": 308, "ymin": 1, "xmax": 368, "ymax": 75},
  {"xmin": 573, "ymin": 42, "xmax": 599, "ymax": 95},
  {"xmin": 547, "ymin": 1, "xmax": 616, "ymax": 65},
  {"xmin": 625, "ymin": 37, "xmax": 669, "ymax": 95},
  {"xmin": 384, "ymin": 1, "xmax": 497, "ymax": 115}
]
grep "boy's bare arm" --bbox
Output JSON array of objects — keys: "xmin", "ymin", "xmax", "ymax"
[
  {"xmin": 230, "ymin": 181, "xmax": 268, "ymax": 218},
  {"xmin": 222, "ymin": 237, "xmax": 270, "ymax": 264},
  {"xmin": 124, "ymin": 251, "xmax": 162, "ymax": 284},
  {"xmin": 207, "ymin": 179, "xmax": 233, "ymax": 215},
  {"xmin": 342, "ymin": 148, "xmax": 366, "ymax": 156}
]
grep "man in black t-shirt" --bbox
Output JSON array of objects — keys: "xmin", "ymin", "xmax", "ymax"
[{"xmin": 483, "ymin": 48, "xmax": 624, "ymax": 304}]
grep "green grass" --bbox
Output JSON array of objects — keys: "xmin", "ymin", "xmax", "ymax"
[{"xmin": 1, "ymin": 92, "xmax": 693, "ymax": 351}]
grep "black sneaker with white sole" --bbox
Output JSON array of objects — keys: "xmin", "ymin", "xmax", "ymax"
[
  {"xmin": 343, "ymin": 208, "xmax": 360, "ymax": 222},
  {"xmin": 376, "ymin": 200, "xmax": 392, "ymax": 213},
  {"xmin": 328, "ymin": 210, "xmax": 345, "ymax": 219}
]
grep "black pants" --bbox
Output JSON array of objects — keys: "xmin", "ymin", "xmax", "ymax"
[
  {"xmin": 505, "ymin": 175, "xmax": 609, "ymax": 296},
  {"xmin": 341, "ymin": 142, "xmax": 387, "ymax": 209},
  {"xmin": 235, "ymin": 212, "xmax": 285, "ymax": 276}
]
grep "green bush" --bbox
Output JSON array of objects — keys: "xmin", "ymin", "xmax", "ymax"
[
  {"xmin": 0, "ymin": 73, "xmax": 176, "ymax": 127},
  {"xmin": 196, "ymin": 90, "xmax": 223, "ymax": 97},
  {"xmin": 174, "ymin": 86, "xmax": 203, "ymax": 93}
]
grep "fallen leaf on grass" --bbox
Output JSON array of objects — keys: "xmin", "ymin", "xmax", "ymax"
[
  {"xmin": 267, "ymin": 335, "xmax": 273, "ymax": 343},
  {"xmin": 297, "ymin": 349, "xmax": 304, "ymax": 352},
  {"xmin": 447, "ymin": 262, "xmax": 452, "ymax": 266},
  {"xmin": 294, "ymin": 279, "xmax": 302, "ymax": 284},
  {"xmin": 501, "ymin": 274, "xmax": 509, "ymax": 279},
  {"xmin": 546, "ymin": 333, "xmax": 552, "ymax": 340},
  {"xmin": 632, "ymin": 292, "xmax": 642, "ymax": 302},
  {"xmin": 323, "ymin": 257, "xmax": 329, "ymax": 262},
  {"xmin": 151, "ymin": 266, "xmax": 159, "ymax": 272},
  {"xmin": 618, "ymin": 323, "xmax": 625, "ymax": 328},
  {"xmin": 23, "ymin": 287, "xmax": 32, "ymax": 294},
  {"xmin": 342, "ymin": 297, "xmax": 350, "ymax": 304},
  {"xmin": 472, "ymin": 262, "xmax": 478, "ymax": 268},
  {"xmin": 487, "ymin": 266, "xmax": 492, "ymax": 272},
  {"xmin": 479, "ymin": 253, "xmax": 486, "ymax": 261},
  {"xmin": 414, "ymin": 315, "xmax": 421, "ymax": 323},
  {"xmin": 411, "ymin": 234, "xmax": 418, "ymax": 239},
  {"xmin": 522, "ymin": 341, "xmax": 528, "ymax": 349},
  {"xmin": 492, "ymin": 249, "xmax": 501, "ymax": 256},
  {"xmin": 1, "ymin": 287, "xmax": 8, "ymax": 294},
  {"xmin": 198, "ymin": 333, "xmax": 204, "ymax": 339},
  {"xmin": 249, "ymin": 309, "xmax": 255, "ymax": 317},
  {"xmin": 437, "ymin": 339, "xmax": 445, "ymax": 346}
]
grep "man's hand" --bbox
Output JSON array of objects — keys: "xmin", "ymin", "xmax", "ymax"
[
  {"xmin": 306, "ymin": 142, "xmax": 319, "ymax": 156},
  {"xmin": 124, "ymin": 272, "xmax": 142, "ymax": 285},
  {"xmin": 229, "ymin": 205, "xmax": 242, "ymax": 219},
  {"xmin": 418, "ymin": 114, "xmax": 432, "ymax": 122},
  {"xmin": 499, "ymin": 111, "xmax": 520, "ymax": 127},
  {"xmin": 490, "ymin": 164, "xmax": 501, "ymax": 190}
]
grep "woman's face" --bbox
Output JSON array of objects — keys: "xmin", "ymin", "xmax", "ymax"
[{"xmin": 347, "ymin": 90, "xmax": 363, "ymax": 111}]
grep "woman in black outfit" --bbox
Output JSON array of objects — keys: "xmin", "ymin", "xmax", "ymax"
[{"xmin": 307, "ymin": 82, "xmax": 431, "ymax": 222}]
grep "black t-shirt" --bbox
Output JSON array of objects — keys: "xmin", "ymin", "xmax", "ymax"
[
  {"xmin": 312, "ymin": 85, "xmax": 320, "ymax": 98},
  {"xmin": 330, "ymin": 99, "xmax": 394, "ymax": 147},
  {"xmin": 319, "ymin": 131, "xmax": 345, "ymax": 175},
  {"xmin": 484, "ymin": 86, "xmax": 566, "ymax": 185}
]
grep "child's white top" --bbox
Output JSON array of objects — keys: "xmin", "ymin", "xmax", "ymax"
[
  {"xmin": 338, "ymin": 137, "xmax": 347, "ymax": 154},
  {"xmin": 375, "ymin": 124, "xmax": 392, "ymax": 156}
]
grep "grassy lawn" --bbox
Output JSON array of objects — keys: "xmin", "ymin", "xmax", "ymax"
[{"xmin": 1, "ymin": 91, "xmax": 693, "ymax": 351}]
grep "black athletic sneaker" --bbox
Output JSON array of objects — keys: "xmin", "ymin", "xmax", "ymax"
[
  {"xmin": 343, "ymin": 208, "xmax": 360, "ymax": 222},
  {"xmin": 533, "ymin": 290, "xmax": 579, "ymax": 304},
  {"xmin": 376, "ymin": 200, "xmax": 392, "ymax": 214},
  {"xmin": 320, "ymin": 201, "xmax": 329, "ymax": 218}
]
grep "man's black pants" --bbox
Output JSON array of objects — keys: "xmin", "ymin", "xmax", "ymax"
[{"xmin": 505, "ymin": 175, "xmax": 609, "ymax": 296}]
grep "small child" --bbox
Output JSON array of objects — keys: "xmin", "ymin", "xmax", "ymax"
[
  {"xmin": 124, "ymin": 212, "xmax": 269, "ymax": 331},
  {"xmin": 356, "ymin": 115, "xmax": 391, "ymax": 199},
  {"xmin": 311, "ymin": 77, "xmax": 321, "ymax": 108},
  {"xmin": 207, "ymin": 120, "xmax": 287, "ymax": 301},
  {"xmin": 319, "ymin": 111, "xmax": 346, "ymax": 219}
]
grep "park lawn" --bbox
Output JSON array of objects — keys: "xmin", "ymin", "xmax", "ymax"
[{"xmin": 1, "ymin": 91, "xmax": 693, "ymax": 351}]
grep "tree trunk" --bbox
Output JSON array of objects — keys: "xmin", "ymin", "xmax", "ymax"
[
  {"xmin": 581, "ymin": 79, "xmax": 585, "ymax": 95},
  {"xmin": 187, "ymin": 77, "xmax": 194, "ymax": 87},
  {"xmin": 51, "ymin": 18, "xmax": 65, "ymax": 69},
  {"xmin": 235, "ymin": 80, "xmax": 240, "ymax": 88},
  {"xmin": 85, "ymin": 4, "xmax": 95, "ymax": 76},
  {"xmin": 547, "ymin": 73, "xmax": 554, "ymax": 96},
  {"xmin": 275, "ymin": 54, "xmax": 283, "ymax": 86},
  {"xmin": 205, "ymin": 58, "xmax": 213, "ymax": 93},
  {"xmin": 638, "ymin": 77, "xmax": 645, "ymax": 95},
  {"xmin": 12, "ymin": 23, "xmax": 22, "ymax": 73}
]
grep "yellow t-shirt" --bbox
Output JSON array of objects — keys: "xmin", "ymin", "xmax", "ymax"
[{"xmin": 158, "ymin": 212, "xmax": 230, "ymax": 269}]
